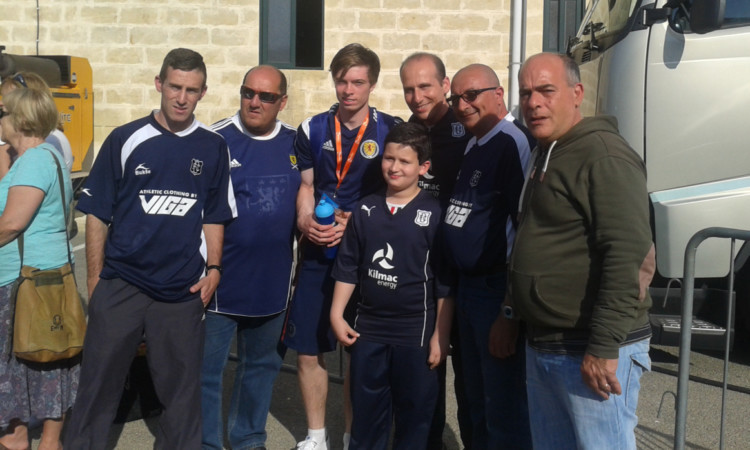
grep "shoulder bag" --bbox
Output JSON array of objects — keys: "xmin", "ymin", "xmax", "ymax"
[{"xmin": 13, "ymin": 149, "xmax": 86, "ymax": 363}]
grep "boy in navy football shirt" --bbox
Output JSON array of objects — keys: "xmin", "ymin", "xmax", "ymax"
[{"xmin": 330, "ymin": 122, "xmax": 453, "ymax": 449}]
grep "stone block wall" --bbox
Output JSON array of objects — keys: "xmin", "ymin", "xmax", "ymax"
[{"xmin": 0, "ymin": 0, "xmax": 543, "ymax": 151}]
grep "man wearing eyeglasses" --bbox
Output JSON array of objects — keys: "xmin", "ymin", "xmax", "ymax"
[
  {"xmin": 283, "ymin": 43, "xmax": 401, "ymax": 450},
  {"xmin": 200, "ymin": 65, "xmax": 300, "ymax": 450},
  {"xmin": 441, "ymin": 64, "xmax": 534, "ymax": 449}
]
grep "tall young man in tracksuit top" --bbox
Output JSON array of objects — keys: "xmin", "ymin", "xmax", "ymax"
[
  {"xmin": 65, "ymin": 48, "xmax": 236, "ymax": 449},
  {"xmin": 442, "ymin": 64, "xmax": 534, "ymax": 449},
  {"xmin": 201, "ymin": 66, "xmax": 300, "ymax": 450},
  {"xmin": 399, "ymin": 52, "xmax": 474, "ymax": 449},
  {"xmin": 283, "ymin": 43, "xmax": 400, "ymax": 450}
]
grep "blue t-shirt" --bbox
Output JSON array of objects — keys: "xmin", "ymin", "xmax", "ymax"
[
  {"xmin": 208, "ymin": 115, "xmax": 301, "ymax": 316},
  {"xmin": 0, "ymin": 143, "xmax": 72, "ymax": 286},
  {"xmin": 295, "ymin": 105, "xmax": 401, "ymax": 211},
  {"xmin": 332, "ymin": 190, "xmax": 450, "ymax": 347},
  {"xmin": 77, "ymin": 113, "xmax": 237, "ymax": 302},
  {"xmin": 442, "ymin": 118, "xmax": 532, "ymax": 273}
]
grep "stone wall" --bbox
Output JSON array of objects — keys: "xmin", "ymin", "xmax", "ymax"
[{"xmin": 0, "ymin": 0, "xmax": 543, "ymax": 150}]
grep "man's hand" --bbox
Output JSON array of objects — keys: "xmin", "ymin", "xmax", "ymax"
[
  {"xmin": 581, "ymin": 353, "xmax": 621, "ymax": 399},
  {"xmin": 297, "ymin": 212, "xmax": 337, "ymax": 246},
  {"xmin": 428, "ymin": 331, "xmax": 449, "ymax": 369},
  {"xmin": 331, "ymin": 316, "xmax": 359, "ymax": 347},
  {"xmin": 189, "ymin": 269, "xmax": 221, "ymax": 306},
  {"xmin": 489, "ymin": 314, "xmax": 519, "ymax": 359},
  {"xmin": 297, "ymin": 210, "xmax": 351, "ymax": 247}
]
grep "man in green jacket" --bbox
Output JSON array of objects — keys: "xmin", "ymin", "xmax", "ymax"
[{"xmin": 491, "ymin": 52, "xmax": 655, "ymax": 449}]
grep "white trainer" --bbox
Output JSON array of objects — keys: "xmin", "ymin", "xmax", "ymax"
[{"xmin": 295, "ymin": 435, "xmax": 330, "ymax": 450}]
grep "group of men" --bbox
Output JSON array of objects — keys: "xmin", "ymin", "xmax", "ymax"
[{"xmin": 60, "ymin": 44, "xmax": 653, "ymax": 450}]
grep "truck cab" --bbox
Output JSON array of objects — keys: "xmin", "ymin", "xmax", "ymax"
[{"xmin": 568, "ymin": 0, "xmax": 750, "ymax": 342}]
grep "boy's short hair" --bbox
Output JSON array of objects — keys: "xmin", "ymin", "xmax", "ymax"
[
  {"xmin": 385, "ymin": 122, "xmax": 432, "ymax": 165},
  {"xmin": 159, "ymin": 48, "xmax": 207, "ymax": 87},
  {"xmin": 330, "ymin": 43, "xmax": 380, "ymax": 85}
]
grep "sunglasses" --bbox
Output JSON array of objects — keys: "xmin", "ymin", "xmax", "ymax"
[
  {"xmin": 13, "ymin": 73, "xmax": 28, "ymax": 88},
  {"xmin": 0, "ymin": 110, "xmax": 9, "ymax": 120},
  {"xmin": 240, "ymin": 86, "xmax": 282, "ymax": 103},
  {"xmin": 447, "ymin": 87, "xmax": 498, "ymax": 107}
]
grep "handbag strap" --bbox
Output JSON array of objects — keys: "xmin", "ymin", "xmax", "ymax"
[{"xmin": 16, "ymin": 149, "xmax": 74, "ymax": 270}]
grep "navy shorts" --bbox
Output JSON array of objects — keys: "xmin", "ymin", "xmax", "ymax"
[{"xmin": 283, "ymin": 244, "xmax": 338, "ymax": 354}]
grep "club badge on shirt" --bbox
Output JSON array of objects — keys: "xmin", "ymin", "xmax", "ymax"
[{"xmin": 415, "ymin": 210, "xmax": 432, "ymax": 227}]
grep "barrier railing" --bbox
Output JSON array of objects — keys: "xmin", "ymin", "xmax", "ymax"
[{"xmin": 675, "ymin": 227, "xmax": 750, "ymax": 450}]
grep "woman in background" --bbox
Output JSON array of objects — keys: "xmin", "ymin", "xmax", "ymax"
[
  {"xmin": 0, "ymin": 85, "xmax": 79, "ymax": 450},
  {"xmin": 0, "ymin": 72, "xmax": 74, "ymax": 176}
]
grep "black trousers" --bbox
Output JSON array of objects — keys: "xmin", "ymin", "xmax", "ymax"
[{"xmin": 63, "ymin": 277, "xmax": 205, "ymax": 449}]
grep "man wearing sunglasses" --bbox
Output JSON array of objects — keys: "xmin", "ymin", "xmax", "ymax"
[
  {"xmin": 283, "ymin": 43, "xmax": 401, "ymax": 450},
  {"xmin": 441, "ymin": 64, "xmax": 534, "ymax": 449},
  {"xmin": 200, "ymin": 65, "xmax": 300, "ymax": 450}
]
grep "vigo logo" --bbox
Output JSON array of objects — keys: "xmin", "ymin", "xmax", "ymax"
[
  {"xmin": 372, "ymin": 243, "xmax": 395, "ymax": 269},
  {"xmin": 445, "ymin": 205, "xmax": 471, "ymax": 228},
  {"xmin": 140, "ymin": 195, "xmax": 198, "ymax": 216}
]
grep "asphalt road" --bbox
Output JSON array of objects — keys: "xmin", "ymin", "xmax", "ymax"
[{"xmin": 28, "ymin": 216, "xmax": 750, "ymax": 449}]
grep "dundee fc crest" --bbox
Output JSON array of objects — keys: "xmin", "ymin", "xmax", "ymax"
[{"xmin": 190, "ymin": 158, "xmax": 204, "ymax": 176}]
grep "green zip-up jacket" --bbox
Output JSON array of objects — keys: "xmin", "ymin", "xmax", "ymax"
[{"xmin": 510, "ymin": 116, "xmax": 654, "ymax": 359}]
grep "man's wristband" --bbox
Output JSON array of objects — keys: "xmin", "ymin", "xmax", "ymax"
[{"xmin": 206, "ymin": 264, "xmax": 223, "ymax": 276}]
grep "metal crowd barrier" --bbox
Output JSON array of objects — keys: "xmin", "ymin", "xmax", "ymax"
[{"xmin": 675, "ymin": 227, "xmax": 750, "ymax": 450}]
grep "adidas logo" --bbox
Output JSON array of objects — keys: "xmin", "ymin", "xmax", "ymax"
[
  {"xmin": 322, "ymin": 140, "xmax": 334, "ymax": 152},
  {"xmin": 230, "ymin": 158, "xmax": 242, "ymax": 168}
]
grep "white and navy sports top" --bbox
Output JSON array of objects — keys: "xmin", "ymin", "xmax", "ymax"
[
  {"xmin": 77, "ymin": 112, "xmax": 237, "ymax": 302},
  {"xmin": 332, "ymin": 190, "xmax": 450, "ymax": 347},
  {"xmin": 208, "ymin": 115, "xmax": 301, "ymax": 317},
  {"xmin": 442, "ymin": 118, "xmax": 532, "ymax": 274}
]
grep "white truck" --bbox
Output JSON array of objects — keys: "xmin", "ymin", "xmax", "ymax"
[{"xmin": 568, "ymin": 0, "xmax": 750, "ymax": 338}]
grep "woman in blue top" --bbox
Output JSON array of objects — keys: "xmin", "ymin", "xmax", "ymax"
[{"xmin": 0, "ymin": 86, "xmax": 79, "ymax": 450}]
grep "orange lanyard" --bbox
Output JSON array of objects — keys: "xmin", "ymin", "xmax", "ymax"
[{"xmin": 334, "ymin": 114, "xmax": 369, "ymax": 193}]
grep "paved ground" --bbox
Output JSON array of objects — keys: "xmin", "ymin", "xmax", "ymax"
[{"xmin": 28, "ymin": 217, "xmax": 750, "ymax": 449}]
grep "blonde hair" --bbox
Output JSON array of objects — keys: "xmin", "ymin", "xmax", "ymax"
[
  {"xmin": 3, "ymin": 87, "xmax": 58, "ymax": 138},
  {"xmin": 1, "ymin": 72, "xmax": 64, "ymax": 131}
]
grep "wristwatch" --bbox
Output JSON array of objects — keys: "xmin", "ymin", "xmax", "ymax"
[
  {"xmin": 206, "ymin": 264, "xmax": 223, "ymax": 276},
  {"xmin": 502, "ymin": 304, "xmax": 518, "ymax": 321}
]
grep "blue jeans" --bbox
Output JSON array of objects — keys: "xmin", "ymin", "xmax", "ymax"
[
  {"xmin": 201, "ymin": 311, "xmax": 286, "ymax": 450},
  {"xmin": 456, "ymin": 273, "xmax": 532, "ymax": 449},
  {"xmin": 525, "ymin": 339, "xmax": 651, "ymax": 450}
]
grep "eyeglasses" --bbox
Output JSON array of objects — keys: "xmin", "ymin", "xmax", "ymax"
[
  {"xmin": 0, "ymin": 110, "xmax": 9, "ymax": 120},
  {"xmin": 240, "ymin": 86, "xmax": 282, "ymax": 103},
  {"xmin": 13, "ymin": 73, "xmax": 28, "ymax": 88},
  {"xmin": 447, "ymin": 87, "xmax": 498, "ymax": 107}
]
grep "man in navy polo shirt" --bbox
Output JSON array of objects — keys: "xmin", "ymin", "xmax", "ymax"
[
  {"xmin": 442, "ymin": 63, "xmax": 534, "ymax": 449},
  {"xmin": 64, "ymin": 48, "xmax": 236, "ymax": 449},
  {"xmin": 399, "ymin": 52, "xmax": 473, "ymax": 449}
]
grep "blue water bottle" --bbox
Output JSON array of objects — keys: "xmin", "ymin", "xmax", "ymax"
[{"xmin": 315, "ymin": 198, "xmax": 339, "ymax": 259}]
